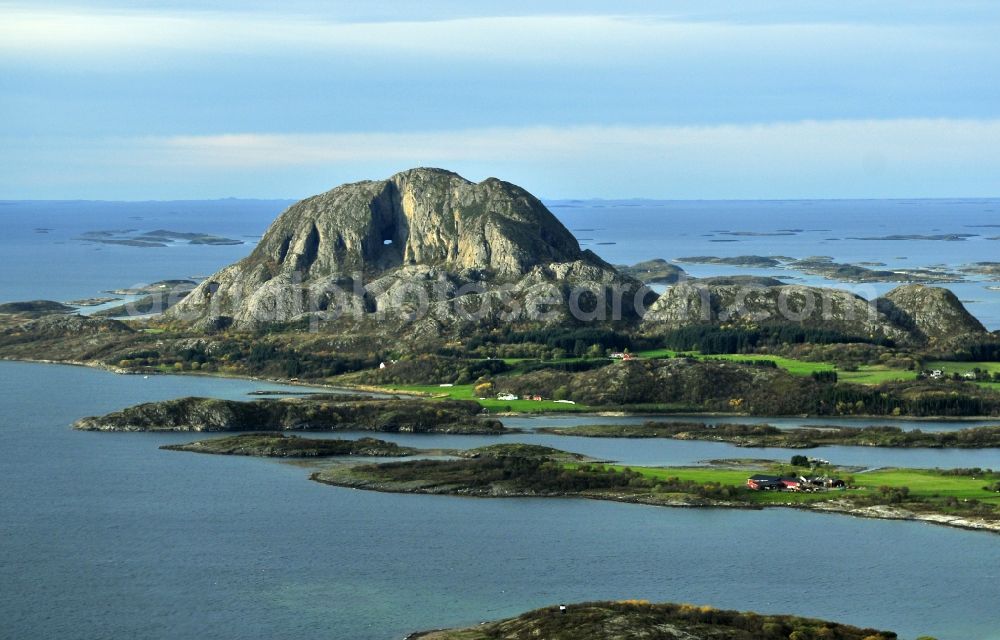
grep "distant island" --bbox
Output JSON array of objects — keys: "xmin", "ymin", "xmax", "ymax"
[{"xmin": 77, "ymin": 229, "xmax": 243, "ymax": 247}]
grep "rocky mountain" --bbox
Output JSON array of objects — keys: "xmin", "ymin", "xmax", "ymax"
[{"xmin": 169, "ymin": 168, "xmax": 646, "ymax": 333}]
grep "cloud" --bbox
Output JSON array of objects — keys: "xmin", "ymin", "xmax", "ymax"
[
  {"xmin": 154, "ymin": 118, "xmax": 1000, "ymax": 170},
  {"xmin": 0, "ymin": 5, "xmax": 988, "ymax": 68},
  {"xmin": 5, "ymin": 119, "xmax": 1000, "ymax": 199}
]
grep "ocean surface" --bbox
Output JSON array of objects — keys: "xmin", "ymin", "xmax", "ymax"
[
  {"xmin": 1, "ymin": 361, "xmax": 999, "ymax": 640},
  {"xmin": 2, "ymin": 198, "xmax": 1000, "ymax": 639}
]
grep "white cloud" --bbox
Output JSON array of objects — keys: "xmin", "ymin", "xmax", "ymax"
[
  {"xmin": 6, "ymin": 119, "xmax": 999, "ymax": 199},
  {"xmin": 0, "ymin": 5, "xmax": 978, "ymax": 67},
  {"xmin": 152, "ymin": 118, "xmax": 1000, "ymax": 169}
]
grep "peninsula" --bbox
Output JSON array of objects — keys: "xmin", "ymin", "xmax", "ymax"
[{"xmin": 312, "ymin": 447, "xmax": 1000, "ymax": 534}]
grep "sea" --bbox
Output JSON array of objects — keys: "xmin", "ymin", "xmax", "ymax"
[{"xmin": 1, "ymin": 198, "xmax": 1000, "ymax": 639}]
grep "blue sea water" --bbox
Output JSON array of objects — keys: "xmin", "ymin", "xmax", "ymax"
[
  {"xmin": 3, "ymin": 199, "xmax": 1000, "ymax": 639},
  {"xmin": 1, "ymin": 361, "xmax": 999, "ymax": 640},
  {"xmin": 0, "ymin": 199, "xmax": 291, "ymax": 305}
]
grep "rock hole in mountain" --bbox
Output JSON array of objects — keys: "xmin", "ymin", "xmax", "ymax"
[
  {"xmin": 276, "ymin": 236, "xmax": 292, "ymax": 264},
  {"xmin": 297, "ymin": 224, "xmax": 320, "ymax": 271},
  {"xmin": 371, "ymin": 216, "xmax": 403, "ymax": 270}
]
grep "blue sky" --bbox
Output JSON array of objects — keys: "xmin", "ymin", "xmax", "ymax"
[{"xmin": 2, "ymin": 1, "xmax": 999, "ymax": 199}]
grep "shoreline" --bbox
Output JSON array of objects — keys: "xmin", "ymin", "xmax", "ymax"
[{"xmin": 4, "ymin": 355, "xmax": 1000, "ymax": 422}]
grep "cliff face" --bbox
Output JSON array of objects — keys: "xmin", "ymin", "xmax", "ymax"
[{"xmin": 169, "ymin": 168, "xmax": 644, "ymax": 331}]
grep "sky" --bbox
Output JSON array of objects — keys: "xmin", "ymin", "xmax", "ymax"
[{"xmin": 1, "ymin": 1, "xmax": 999, "ymax": 200}]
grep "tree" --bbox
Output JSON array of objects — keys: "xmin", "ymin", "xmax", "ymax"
[
  {"xmin": 474, "ymin": 382, "xmax": 493, "ymax": 398},
  {"xmin": 790, "ymin": 455, "xmax": 809, "ymax": 467}
]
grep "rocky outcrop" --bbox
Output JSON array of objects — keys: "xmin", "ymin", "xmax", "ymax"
[
  {"xmin": 640, "ymin": 280, "xmax": 985, "ymax": 345},
  {"xmin": 73, "ymin": 396, "xmax": 506, "ymax": 434},
  {"xmin": 877, "ymin": 284, "xmax": 986, "ymax": 342},
  {"xmin": 641, "ymin": 281, "xmax": 909, "ymax": 342},
  {"xmin": 169, "ymin": 168, "xmax": 646, "ymax": 331}
]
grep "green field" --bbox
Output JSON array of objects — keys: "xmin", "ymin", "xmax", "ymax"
[
  {"xmin": 379, "ymin": 383, "xmax": 591, "ymax": 412},
  {"xmin": 633, "ymin": 349, "xmax": 916, "ymax": 384},
  {"xmin": 837, "ymin": 365, "xmax": 916, "ymax": 384},
  {"xmin": 925, "ymin": 361, "xmax": 1000, "ymax": 376},
  {"xmin": 585, "ymin": 463, "xmax": 1000, "ymax": 507}
]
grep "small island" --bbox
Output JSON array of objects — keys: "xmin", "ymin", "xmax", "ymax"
[
  {"xmin": 78, "ymin": 229, "xmax": 243, "ymax": 247},
  {"xmin": 408, "ymin": 600, "xmax": 899, "ymax": 640},
  {"xmin": 614, "ymin": 258, "xmax": 686, "ymax": 284},
  {"xmin": 161, "ymin": 433, "xmax": 418, "ymax": 457},
  {"xmin": 73, "ymin": 396, "xmax": 509, "ymax": 434}
]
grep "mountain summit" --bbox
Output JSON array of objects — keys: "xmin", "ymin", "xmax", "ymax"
[{"xmin": 169, "ymin": 168, "xmax": 644, "ymax": 332}]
